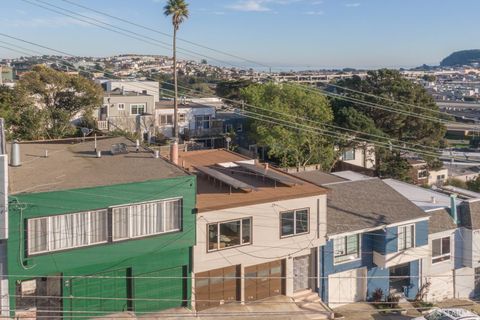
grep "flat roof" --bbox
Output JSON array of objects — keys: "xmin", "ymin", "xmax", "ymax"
[
  {"xmin": 8, "ymin": 136, "xmax": 188, "ymax": 194},
  {"xmin": 155, "ymin": 100, "xmax": 215, "ymax": 110},
  {"xmin": 292, "ymin": 170, "xmax": 346, "ymax": 185},
  {"xmin": 330, "ymin": 170, "xmax": 373, "ymax": 182},
  {"xmin": 178, "ymin": 149, "xmax": 327, "ymax": 212},
  {"xmin": 383, "ymin": 178, "xmax": 460, "ymax": 211}
]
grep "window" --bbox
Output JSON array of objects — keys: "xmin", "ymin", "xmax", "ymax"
[
  {"xmin": 432, "ymin": 236, "xmax": 450, "ymax": 264},
  {"xmin": 236, "ymin": 124, "xmax": 243, "ymax": 133},
  {"xmin": 159, "ymin": 114, "xmax": 173, "ymax": 125},
  {"xmin": 280, "ymin": 209, "xmax": 309, "ymax": 237},
  {"xmin": 195, "ymin": 115, "xmax": 211, "ymax": 129},
  {"xmin": 112, "ymin": 198, "xmax": 182, "ymax": 241},
  {"xmin": 131, "ymin": 104, "xmax": 146, "ymax": 115},
  {"xmin": 118, "ymin": 103, "xmax": 125, "ymax": 110},
  {"xmin": 398, "ymin": 224, "xmax": 415, "ymax": 251},
  {"xmin": 418, "ymin": 169, "xmax": 429, "ymax": 179},
  {"xmin": 225, "ymin": 124, "xmax": 233, "ymax": 133},
  {"xmin": 27, "ymin": 210, "xmax": 108, "ymax": 255},
  {"xmin": 208, "ymin": 218, "xmax": 252, "ymax": 252},
  {"xmin": 334, "ymin": 234, "xmax": 360, "ymax": 263},
  {"xmin": 342, "ymin": 148, "xmax": 355, "ymax": 161},
  {"xmin": 178, "ymin": 113, "xmax": 186, "ymax": 122}
]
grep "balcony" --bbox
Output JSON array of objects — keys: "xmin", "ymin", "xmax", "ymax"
[
  {"xmin": 183, "ymin": 120, "xmax": 225, "ymax": 139},
  {"xmin": 97, "ymin": 120, "xmax": 109, "ymax": 131},
  {"xmin": 373, "ymin": 245, "xmax": 428, "ymax": 268}
]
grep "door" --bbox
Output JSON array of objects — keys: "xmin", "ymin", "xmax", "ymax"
[
  {"xmin": 328, "ymin": 268, "xmax": 367, "ymax": 307},
  {"xmin": 16, "ymin": 276, "xmax": 62, "ymax": 319},
  {"xmin": 195, "ymin": 266, "xmax": 240, "ymax": 311},
  {"xmin": 293, "ymin": 255, "xmax": 310, "ymax": 292},
  {"xmin": 245, "ymin": 260, "xmax": 285, "ymax": 302}
]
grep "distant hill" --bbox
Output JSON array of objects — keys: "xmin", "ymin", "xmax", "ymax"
[{"xmin": 440, "ymin": 49, "xmax": 480, "ymax": 67}]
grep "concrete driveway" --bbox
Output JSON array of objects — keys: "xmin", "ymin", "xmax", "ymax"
[{"xmin": 332, "ymin": 303, "xmax": 416, "ymax": 320}]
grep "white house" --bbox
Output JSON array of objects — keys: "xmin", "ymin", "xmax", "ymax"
[
  {"xmin": 179, "ymin": 149, "xmax": 328, "ymax": 311},
  {"xmin": 339, "ymin": 143, "xmax": 376, "ymax": 169},
  {"xmin": 98, "ymin": 80, "xmax": 160, "ymax": 102}
]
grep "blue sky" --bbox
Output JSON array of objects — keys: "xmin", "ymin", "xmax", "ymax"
[{"xmin": 1, "ymin": 0, "xmax": 479, "ymax": 69}]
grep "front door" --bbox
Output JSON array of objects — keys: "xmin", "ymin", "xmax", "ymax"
[{"xmin": 293, "ymin": 255, "xmax": 310, "ymax": 292}]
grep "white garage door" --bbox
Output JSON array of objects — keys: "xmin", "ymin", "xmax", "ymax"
[{"xmin": 328, "ymin": 268, "xmax": 367, "ymax": 307}]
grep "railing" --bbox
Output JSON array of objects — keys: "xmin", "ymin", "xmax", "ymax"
[
  {"xmin": 183, "ymin": 127, "xmax": 224, "ymax": 138},
  {"xmin": 97, "ymin": 120, "xmax": 109, "ymax": 131}
]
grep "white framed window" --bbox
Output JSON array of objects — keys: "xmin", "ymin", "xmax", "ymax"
[
  {"xmin": 334, "ymin": 234, "xmax": 360, "ymax": 264},
  {"xmin": 159, "ymin": 114, "xmax": 174, "ymax": 125},
  {"xmin": 342, "ymin": 149, "xmax": 355, "ymax": 161},
  {"xmin": 208, "ymin": 218, "xmax": 251, "ymax": 252},
  {"xmin": 118, "ymin": 103, "xmax": 125, "ymax": 110},
  {"xmin": 131, "ymin": 104, "xmax": 146, "ymax": 115},
  {"xmin": 27, "ymin": 209, "xmax": 108, "ymax": 255},
  {"xmin": 280, "ymin": 209, "xmax": 309, "ymax": 237},
  {"xmin": 432, "ymin": 236, "xmax": 451, "ymax": 264},
  {"xmin": 178, "ymin": 114, "xmax": 186, "ymax": 122},
  {"xmin": 398, "ymin": 224, "xmax": 415, "ymax": 251},
  {"xmin": 112, "ymin": 198, "xmax": 182, "ymax": 241}
]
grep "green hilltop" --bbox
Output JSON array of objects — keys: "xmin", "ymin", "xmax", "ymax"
[{"xmin": 440, "ymin": 49, "xmax": 480, "ymax": 67}]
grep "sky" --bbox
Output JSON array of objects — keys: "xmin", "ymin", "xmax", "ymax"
[{"xmin": 1, "ymin": 0, "xmax": 479, "ymax": 70}]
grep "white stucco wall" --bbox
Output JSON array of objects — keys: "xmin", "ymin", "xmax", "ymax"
[
  {"xmin": 454, "ymin": 267, "xmax": 475, "ymax": 299},
  {"xmin": 193, "ymin": 194, "xmax": 327, "ymax": 298},
  {"xmin": 155, "ymin": 106, "xmax": 216, "ymax": 138},
  {"xmin": 341, "ymin": 145, "xmax": 376, "ymax": 169},
  {"xmin": 425, "ymin": 230, "xmax": 456, "ymax": 301}
]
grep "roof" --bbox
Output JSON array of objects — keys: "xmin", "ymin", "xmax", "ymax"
[
  {"xmin": 155, "ymin": 100, "xmax": 215, "ymax": 110},
  {"xmin": 383, "ymin": 178, "xmax": 460, "ymax": 211},
  {"xmin": 330, "ymin": 170, "xmax": 372, "ymax": 182},
  {"xmin": 428, "ymin": 208, "xmax": 457, "ymax": 234},
  {"xmin": 105, "ymin": 88, "xmax": 152, "ymax": 97},
  {"xmin": 324, "ymin": 179, "xmax": 429, "ymax": 235},
  {"xmin": 292, "ymin": 170, "xmax": 346, "ymax": 185},
  {"xmin": 178, "ymin": 149, "xmax": 326, "ymax": 212},
  {"xmin": 460, "ymin": 199, "xmax": 480, "ymax": 230},
  {"xmin": 8, "ymin": 137, "xmax": 187, "ymax": 194}
]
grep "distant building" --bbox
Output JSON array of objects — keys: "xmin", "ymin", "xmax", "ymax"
[{"xmin": 97, "ymin": 80, "xmax": 160, "ymax": 102}]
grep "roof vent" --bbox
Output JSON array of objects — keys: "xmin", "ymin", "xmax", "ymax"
[
  {"xmin": 10, "ymin": 140, "xmax": 21, "ymax": 167},
  {"xmin": 110, "ymin": 143, "xmax": 128, "ymax": 155}
]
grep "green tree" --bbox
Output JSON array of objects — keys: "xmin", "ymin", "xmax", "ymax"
[
  {"xmin": 14, "ymin": 65, "xmax": 103, "ymax": 139},
  {"xmin": 164, "ymin": 0, "xmax": 189, "ymax": 140},
  {"xmin": 241, "ymin": 83, "xmax": 336, "ymax": 169},
  {"xmin": 216, "ymin": 80, "xmax": 253, "ymax": 101},
  {"xmin": 331, "ymin": 69, "xmax": 447, "ymax": 179},
  {"xmin": 467, "ymin": 177, "xmax": 480, "ymax": 192}
]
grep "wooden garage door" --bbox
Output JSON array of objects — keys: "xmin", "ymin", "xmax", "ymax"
[
  {"xmin": 195, "ymin": 266, "xmax": 240, "ymax": 311},
  {"xmin": 245, "ymin": 260, "xmax": 285, "ymax": 302}
]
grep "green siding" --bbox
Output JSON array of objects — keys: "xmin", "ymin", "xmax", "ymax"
[
  {"xmin": 8, "ymin": 176, "xmax": 196, "ymax": 319},
  {"xmin": 134, "ymin": 266, "xmax": 185, "ymax": 313}
]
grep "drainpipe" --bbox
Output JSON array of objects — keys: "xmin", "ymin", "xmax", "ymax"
[{"xmin": 450, "ymin": 194, "xmax": 458, "ymax": 224}]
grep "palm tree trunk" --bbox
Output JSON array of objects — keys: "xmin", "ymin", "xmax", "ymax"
[{"xmin": 173, "ymin": 27, "xmax": 178, "ymax": 140}]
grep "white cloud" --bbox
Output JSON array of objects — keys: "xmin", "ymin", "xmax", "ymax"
[
  {"xmin": 229, "ymin": 0, "xmax": 271, "ymax": 12},
  {"xmin": 344, "ymin": 3, "xmax": 361, "ymax": 7},
  {"xmin": 304, "ymin": 10, "xmax": 324, "ymax": 15}
]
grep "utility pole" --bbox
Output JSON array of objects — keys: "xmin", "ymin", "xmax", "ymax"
[{"xmin": 0, "ymin": 118, "xmax": 9, "ymax": 317}]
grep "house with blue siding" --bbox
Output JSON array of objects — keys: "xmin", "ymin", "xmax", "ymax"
[{"xmin": 293, "ymin": 172, "xmax": 430, "ymax": 307}]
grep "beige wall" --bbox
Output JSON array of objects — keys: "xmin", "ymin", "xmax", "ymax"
[{"xmin": 193, "ymin": 194, "xmax": 327, "ymax": 300}]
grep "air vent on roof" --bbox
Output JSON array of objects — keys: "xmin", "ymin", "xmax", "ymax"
[{"xmin": 110, "ymin": 143, "xmax": 128, "ymax": 155}]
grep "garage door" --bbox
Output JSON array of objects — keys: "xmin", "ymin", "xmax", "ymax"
[
  {"xmin": 328, "ymin": 268, "xmax": 366, "ymax": 307},
  {"xmin": 69, "ymin": 269, "xmax": 128, "ymax": 319},
  {"xmin": 135, "ymin": 266, "xmax": 186, "ymax": 313},
  {"xmin": 245, "ymin": 260, "xmax": 285, "ymax": 302},
  {"xmin": 195, "ymin": 266, "xmax": 240, "ymax": 311}
]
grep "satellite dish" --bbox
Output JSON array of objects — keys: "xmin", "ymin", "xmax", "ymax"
[{"xmin": 81, "ymin": 127, "xmax": 94, "ymax": 137}]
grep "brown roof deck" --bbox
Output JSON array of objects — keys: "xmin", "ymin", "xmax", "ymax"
[{"xmin": 178, "ymin": 149, "xmax": 327, "ymax": 212}]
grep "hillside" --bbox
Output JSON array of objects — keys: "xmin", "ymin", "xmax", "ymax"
[{"xmin": 440, "ymin": 49, "xmax": 480, "ymax": 67}]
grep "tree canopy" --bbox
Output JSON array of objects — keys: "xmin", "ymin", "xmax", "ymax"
[
  {"xmin": 240, "ymin": 83, "xmax": 336, "ymax": 169},
  {"xmin": 1, "ymin": 65, "xmax": 102, "ymax": 140}
]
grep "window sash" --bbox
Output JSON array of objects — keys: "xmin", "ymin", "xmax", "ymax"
[
  {"xmin": 280, "ymin": 209, "xmax": 310, "ymax": 237},
  {"xmin": 432, "ymin": 236, "xmax": 451, "ymax": 264},
  {"xmin": 207, "ymin": 218, "xmax": 252, "ymax": 252},
  {"xmin": 131, "ymin": 104, "xmax": 145, "ymax": 115},
  {"xmin": 334, "ymin": 234, "xmax": 360, "ymax": 263},
  {"xmin": 112, "ymin": 198, "xmax": 182, "ymax": 241},
  {"xmin": 398, "ymin": 225, "xmax": 414, "ymax": 251},
  {"xmin": 118, "ymin": 103, "xmax": 125, "ymax": 110},
  {"xmin": 27, "ymin": 209, "xmax": 108, "ymax": 255}
]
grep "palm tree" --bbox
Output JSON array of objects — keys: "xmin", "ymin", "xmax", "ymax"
[{"xmin": 164, "ymin": 0, "xmax": 189, "ymax": 144}]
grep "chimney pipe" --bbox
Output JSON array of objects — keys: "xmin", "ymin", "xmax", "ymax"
[
  {"xmin": 10, "ymin": 140, "xmax": 21, "ymax": 167},
  {"xmin": 450, "ymin": 194, "xmax": 458, "ymax": 224}
]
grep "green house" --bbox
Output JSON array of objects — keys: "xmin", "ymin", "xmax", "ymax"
[{"xmin": 7, "ymin": 137, "xmax": 196, "ymax": 319}]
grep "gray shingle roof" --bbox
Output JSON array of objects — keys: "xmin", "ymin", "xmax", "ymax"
[
  {"xmin": 459, "ymin": 200, "xmax": 480, "ymax": 230},
  {"xmin": 292, "ymin": 170, "xmax": 346, "ymax": 185},
  {"xmin": 325, "ymin": 178, "xmax": 429, "ymax": 235},
  {"xmin": 428, "ymin": 208, "xmax": 456, "ymax": 234}
]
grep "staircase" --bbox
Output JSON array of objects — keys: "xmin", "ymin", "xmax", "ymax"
[{"xmin": 293, "ymin": 290, "xmax": 333, "ymax": 320}]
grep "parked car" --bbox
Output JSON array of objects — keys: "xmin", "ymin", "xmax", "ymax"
[{"xmin": 414, "ymin": 308, "xmax": 480, "ymax": 320}]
